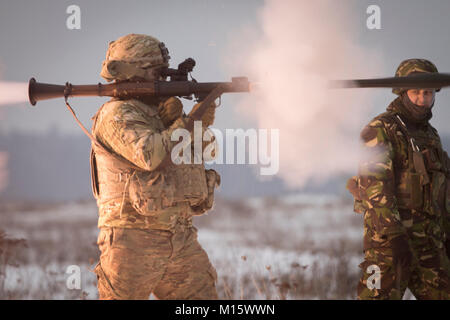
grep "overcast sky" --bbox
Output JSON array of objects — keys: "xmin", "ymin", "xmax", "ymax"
[{"xmin": 0, "ymin": 0, "xmax": 449, "ymax": 135}]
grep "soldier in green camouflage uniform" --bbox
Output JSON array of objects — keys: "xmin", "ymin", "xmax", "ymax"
[
  {"xmin": 91, "ymin": 34, "xmax": 220, "ymax": 299},
  {"xmin": 347, "ymin": 59, "xmax": 450, "ymax": 299}
]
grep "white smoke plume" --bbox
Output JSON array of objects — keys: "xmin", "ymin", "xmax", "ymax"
[
  {"xmin": 0, "ymin": 81, "xmax": 26, "ymax": 194},
  {"xmin": 0, "ymin": 152, "xmax": 8, "ymax": 193},
  {"xmin": 0, "ymin": 62, "xmax": 24, "ymax": 194},
  {"xmin": 0, "ymin": 81, "xmax": 28, "ymax": 106},
  {"xmin": 225, "ymin": 0, "xmax": 384, "ymax": 188}
]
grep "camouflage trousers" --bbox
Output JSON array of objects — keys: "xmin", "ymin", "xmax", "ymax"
[
  {"xmin": 358, "ymin": 216, "xmax": 450, "ymax": 299},
  {"xmin": 94, "ymin": 224, "xmax": 218, "ymax": 300}
]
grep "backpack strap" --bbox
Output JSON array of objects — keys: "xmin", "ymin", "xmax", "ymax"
[{"xmin": 64, "ymin": 98, "xmax": 143, "ymax": 171}]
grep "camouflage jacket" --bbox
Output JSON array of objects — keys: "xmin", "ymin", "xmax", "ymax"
[
  {"xmin": 90, "ymin": 98, "xmax": 220, "ymax": 231},
  {"xmin": 348, "ymin": 96, "xmax": 450, "ymax": 243}
]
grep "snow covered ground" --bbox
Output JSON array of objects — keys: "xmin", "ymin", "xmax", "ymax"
[{"xmin": 0, "ymin": 193, "xmax": 382, "ymax": 299}]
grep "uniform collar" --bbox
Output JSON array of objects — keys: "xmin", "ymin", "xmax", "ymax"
[{"xmin": 387, "ymin": 95, "xmax": 433, "ymax": 128}]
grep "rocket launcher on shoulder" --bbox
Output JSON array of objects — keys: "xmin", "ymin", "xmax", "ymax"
[
  {"xmin": 29, "ymin": 58, "xmax": 252, "ymax": 106},
  {"xmin": 28, "ymin": 76, "xmax": 252, "ymax": 106},
  {"xmin": 28, "ymin": 58, "xmax": 253, "ymax": 122}
]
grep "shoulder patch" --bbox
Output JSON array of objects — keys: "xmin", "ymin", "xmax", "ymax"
[
  {"xmin": 375, "ymin": 111, "xmax": 396, "ymax": 125},
  {"xmin": 369, "ymin": 119, "xmax": 383, "ymax": 127},
  {"xmin": 360, "ymin": 125, "xmax": 378, "ymax": 143}
]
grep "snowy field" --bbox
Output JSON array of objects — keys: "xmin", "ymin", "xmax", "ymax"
[{"xmin": 0, "ymin": 193, "xmax": 387, "ymax": 300}]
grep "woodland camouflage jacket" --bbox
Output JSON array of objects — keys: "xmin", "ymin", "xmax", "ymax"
[{"xmin": 348, "ymin": 96, "xmax": 450, "ymax": 243}]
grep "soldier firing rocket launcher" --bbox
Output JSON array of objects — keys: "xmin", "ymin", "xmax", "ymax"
[{"xmin": 27, "ymin": 56, "xmax": 253, "ymax": 147}]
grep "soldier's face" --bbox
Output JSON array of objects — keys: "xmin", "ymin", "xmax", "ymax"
[{"xmin": 406, "ymin": 89, "xmax": 435, "ymax": 108}]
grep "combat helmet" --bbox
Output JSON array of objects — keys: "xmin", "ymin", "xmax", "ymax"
[
  {"xmin": 100, "ymin": 34, "xmax": 170, "ymax": 82},
  {"xmin": 392, "ymin": 58, "xmax": 439, "ymax": 95}
]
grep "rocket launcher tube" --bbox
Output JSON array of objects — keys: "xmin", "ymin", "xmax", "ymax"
[
  {"xmin": 330, "ymin": 73, "xmax": 450, "ymax": 90},
  {"xmin": 28, "ymin": 77, "xmax": 251, "ymax": 106}
]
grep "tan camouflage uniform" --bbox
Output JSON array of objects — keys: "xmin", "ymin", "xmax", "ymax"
[
  {"xmin": 91, "ymin": 34, "xmax": 220, "ymax": 300},
  {"xmin": 348, "ymin": 59, "xmax": 450, "ymax": 299}
]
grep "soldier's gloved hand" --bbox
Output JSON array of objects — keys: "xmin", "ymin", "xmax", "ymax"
[
  {"xmin": 190, "ymin": 169, "xmax": 221, "ymax": 216},
  {"xmin": 390, "ymin": 234, "xmax": 413, "ymax": 268},
  {"xmin": 158, "ymin": 97, "xmax": 183, "ymax": 127},
  {"xmin": 188, "ymin": 101, "xmax": 216, "ymax": 127}
]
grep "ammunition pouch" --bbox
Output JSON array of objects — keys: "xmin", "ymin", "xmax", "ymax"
[
  {"xmin": 422, "ymin": 148, "xmax": 442, "ymax": 172},
  {"xmin": 391, "ymin": 114, "xmax": 432, "ymax": 212},
  {"xmin": 190, "ymin": 169, "xmax": 221, "ymax": 216},
  {"xmin": 396, "ymin": 171, "xmax": 424, "ymax": 211},
  {"xmin": 128, "ymin": 164, "xmax": 209, "ymax": 217},
  {"xmin": 128, "ymin": 170, "xmax": 174, "ymax": 215},
  {"xmin": 421, "ymin": 146, "xmax": 448, "ymax": 217}
]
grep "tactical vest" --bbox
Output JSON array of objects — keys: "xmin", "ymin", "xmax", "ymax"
[
  {"xmin": 350, "ymin": 107, "xmax": 450, "ymax": 219},
  {"xmin": 387, "ymin": 113, "xmax": 449, "ymax": 218},
  {"xmin": 90, "ymin": 99, "xmax": 209, "ymax": 231}
]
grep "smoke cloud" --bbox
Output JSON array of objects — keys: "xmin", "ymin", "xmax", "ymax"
[
  {"xmin": 0, "ymin": 152, "xmax": 8, "ymax": 193},
  {"xmin": 0, "ymin": 81, "xmax": 28, "ymax": 106},
  {"xmin": 0, "ymin": 62, "xmax": 26, "ymax": 194},
  {"xmin": 225, "ymin": 0, "xmax": 384, "ymax": 188}
]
